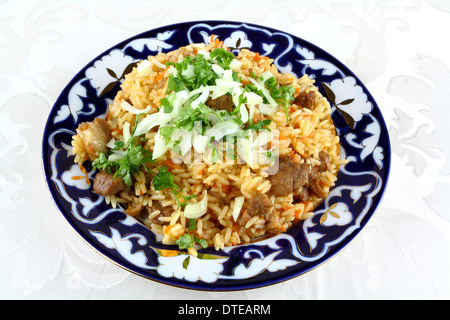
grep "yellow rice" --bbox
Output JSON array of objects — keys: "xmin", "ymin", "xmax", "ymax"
[{"xmin": 71, "ymin": 40, "xmax": 346, "ymax": 251}]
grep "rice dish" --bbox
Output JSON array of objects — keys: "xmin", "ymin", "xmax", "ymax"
[{"xmin": 71, "ymin": 37, "xmax": 345, "ymax": 255}]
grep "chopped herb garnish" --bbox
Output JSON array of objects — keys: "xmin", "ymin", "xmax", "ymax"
[
  {"xmin": 263, "ymin": 76, "xmax": 296, "ymax": 122},
  {"xmin": 152, "ymin": 166, "xmax": 196, "ymax": 209},
  {"xmin": 174, "ymin": 103, "xmax": 212, "ymax": 132},
  {"xmin": 231, "ymin": 92, "xmax": 247, "ymax": 116},
  {"xmin": 160, "ymin": 92, "xmax": 177, "ymax": 113},
  {"xmin": 159, "ymin": 126, "xmax": 177, "ymax": 144},
  {"xmin": 210, "ymin": 48, "xmax": 235, "ymax": 69},
  {"xmin": 176, "ymin": 219, "xmax": 208, "ymax": 251},
  {"xmin": 246, "ymin": 119, "xmax": 272, "ymax": 132},
  {"xmin": 166, "ymin": 73, "xmax": 185, "ymax": 92},
  {"xmin": 92, "ymin": 136, "xmax": 155, "ymax": 186},
  {"xmin": 92, "ymin": 116, "xmax": 155, "ymax": 186}
]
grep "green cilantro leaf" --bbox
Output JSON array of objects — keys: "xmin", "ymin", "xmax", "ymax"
[
  {"xmin": 175, "ymin": 232, "xmax": 208, "ymax": 251},
  {"xmin": 167, "ymin": 73, "xmax": 185, "ymax": 92},
  {"xmin": 159, "ymin": 126, "xmax": 177, "ymax": 144},
  {"xmin": 263, "ymin": 76, "xmax": 296, "ymax": 122},
  {"xmin": 210, "ymin": 48, "xmax": 235, "ymax": 69},
  {"xmin": 176, "ymin": 233, "xmax": 195, "ymax": 250},
  {"xmin": 246, "ymin": 119, "xmax": 272, "ymax": 132},
  {"xmin": 91, "ymin": 116, "xmax": 156, "ymax": 186},
  {"xmin": 152, "ymin": 166, "xmax": 196, "ymax": 209},
  {"xmin": 152, "ymin": 165, "xmax": 177, "ymax": 191},
  {"xmin": 92, "ymin": 136, "xmax": 155, "ymax": 186}
]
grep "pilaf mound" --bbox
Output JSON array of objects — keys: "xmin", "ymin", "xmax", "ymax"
[{"xmin": 71, "ymin": 39, "xmax": 346, "ymax": 254}]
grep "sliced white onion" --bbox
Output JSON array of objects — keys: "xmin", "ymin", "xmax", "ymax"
[
  {"xmin": 152, "ymin": 59, "xmax": 167, "ymax": 69},
  {"xmin": 167, "ymin": 65, "xmax": 178, "ymax": 76},
  {"xmin": 211, "ymin": 64, "xmax": 225, "ymax": 78},
  {"xmin": 108, "ymin": 150, "xmax": 126, "ymax": 162},
  {"xmin": 158, "ymin": 91, "xmax": 188, "ymax": 125},
  {"xmin": 253, "ymin": 130, "xmax": 273, "ymax": 147},
  {"xmin": 188, "ymin": 85, "xmax": 217, "ymax": 99},
  {"xmin": 259, "ymin": 103, "xmax": 278, "ymax": 115},
  {"xmin": 192, "ymin": 134, "xmax": 209, "ymax": 154},
  {"xmin": 231, "ymin": 86, "xmax": 243, "ymax": 107},
  {"xmin": 120, "ymin": 101, "xmax": 152, "ymax": 115},
  {"xmin": 240, "ymin": 104, "xmax": 249, "ymax": 124},
  {"xmin": 229, "ymin": 59, "xmax": 242, "ymax": 71},
  {"xmin": 232, "ymin": 196, "xmax": 245, "ymax": 221},
  {"xmin": 222, "ymin": 69, "xmax": 233, "ymax": 81},
  {"xmin": 171, "ymin": 128, "xmax": 192, "ymax": 156},
  {"xmin": 122, "ymin": 121, "xmax": 131, "ymax": 144},
  {"xmin": 191, "ymin": 90, "xmax": 210, "ymax": 110},
  {"xmin": 152, "ymin": 130, "xmax": 169, "ymax": 160},
  {"xmin": 184, "ymin": 191, "xmax": 208, "ymax": 219},
  {"xmin": 197, "ymin": 49, "xmax": 211, "ymax": 60},
  {"xmin": 244, "ymin": 91, "xmax": 263, "ymax": 105},
  {"xmin": 106, "ymin": 138, "xmax": 117, "ymax": 149},
  {"xmin": 206, "ymin": 120, "xmax": 240, "ymax": 142},
  {"xmin": 207, "ymin": 113, "xmax": 222, "ymax": 126},
  {"xmin": 260, "ymin": 71, "xmax": 275, "ymax": 82},
  {"xmin": 134, "ymin": 112, "xmax": 160, "ymax": 137},
  {"xmin": 248, "ymin": 77, "xmax": 278, "ymax": 109},
  {"xmin": 210, "ymin": 86, "xmax": 230, "ymax": 100},
  {"xmin": 248, "ymin": 105, "xmax": 255, "ymax": 124},
  {"xmin": 215, "ymin": 78, "xmax": 242, "ymax": 89},
  {"xmin": 137, "ymin": 60, "xmax": 153, "ymax": 76},
  {"xmin": 237, "ymin": 130, "xmax": 254, "ymax": 166}
]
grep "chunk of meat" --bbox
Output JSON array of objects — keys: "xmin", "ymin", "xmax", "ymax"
[
  {"xmin": 266, "ymin": 210, "xmax": 284, "ymax": 234},
  {"xmin": 206, "ymin": 94, "xmax": 233, "ymax": 112},
  {"xmin": 294, "ymin": 91, "xmax": 316, "ymax": 110},
  {"xmin": 93, "ymin": 170, "xmax": 126, "ymax": 196},
  {"xmin": 78, "ymin": 118, "xmax": 111, "ymax": 161},
  {"xmin": 318, "ymin": 150, "xmax": 331, "ymax": 172},
  {"xmin": 306, "ymin": 151, "xmax": 331, "ymax": 198},
  {"xmin": 294, "ymin": 186, "xmax": 310, "ymax": 203},
  {"xmin": 269, "ymin": 156, "xmax": 309, "ymax": 197},
  {"xmin": 125, "ymin": 201, "xmax": 144, "ymax": 217},
  {"xmin": 308, "ymin": 166, "xmax": 327, "ymax": 198},
  {"xmin": 238, "ymin": 192, "xmax": 272, "ymax": 227},
  {"xmin": 150, "ymin": 201, "xmax": 172, "ymax": 225},
  {"xmin": 270, "ymin": 152, "xmax": 332, "ymax": 202}
]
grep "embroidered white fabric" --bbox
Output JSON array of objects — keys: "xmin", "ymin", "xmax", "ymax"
[{"xmin": 1, "ymin": 0, "xmax": 450, "ymax": 299}]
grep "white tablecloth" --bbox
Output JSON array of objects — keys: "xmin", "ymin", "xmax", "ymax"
[{"xmin": 1, "ymin": 0, "xmax": 449, "ymax": 300}]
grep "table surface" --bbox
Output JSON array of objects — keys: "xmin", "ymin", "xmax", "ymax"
[{"xmin": 1, "ymin": 0, "xmax": 450, "ymax": 300}]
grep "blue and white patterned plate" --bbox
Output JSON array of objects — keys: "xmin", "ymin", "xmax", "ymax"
[{"xmin": 42, "ymin": 21, "xmax": 391, "ymax": 291}]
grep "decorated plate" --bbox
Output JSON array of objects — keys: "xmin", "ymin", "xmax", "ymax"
[{"xmin": 42, "ymin": 21, "xmax": 390, "ymax": 291}]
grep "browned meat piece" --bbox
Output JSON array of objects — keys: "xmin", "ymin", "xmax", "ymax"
[
  {"xmin": 78, "ymin": 118, "xmax": 111, "ymax": 161},
  {"xmin": 206, "ymin": 94, "xmax": 233, "ymax": 112},
  {"xmin": 269, "ymin": 156, "xmax": 309, "ymax": 197},
  {"xmin": 168, "ymin": 47, "xmax": 192, "ymax": 63},
  {"xmin": 270, "ymin": 152, "xmax": 332, "ymax": 203},
  {"xmin": 294, "ymin": 91, "xmax": 316, "ymax": 110},
  {"xmin": 266, "ymin": 210, "xmax": 284, "ymax": 234},
  {"xmin": 150, "ymin": 201, "xmax": 172, "ymax": 225},
  {"xmin": 125, "ymin": 201, "xmax": 144, "ymax": 217},
  {"xmin": 93, "ymin": 170, "xmax": 126, "ymax": 196},
  {"xmin": 319, "ymin": 150, "xmax": 331, "ymax": 171},
  {"xmin": 247, "ymin": 192, "xmax": 273, "ymax": 218},
  {"xmin": 238, "ymin": 192, "xmax": 272, "ymax": 227},
  {"xmin": 294, "ymin": 186, "xmax": 310, "ymax": 203},
  {"xmin": 308, "ymin": 166, "xmax": 327, "ymax": 198}
]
